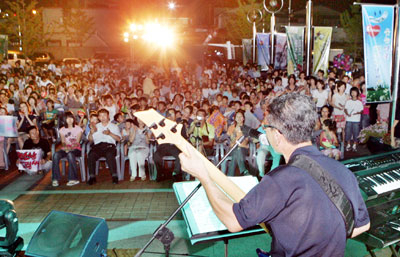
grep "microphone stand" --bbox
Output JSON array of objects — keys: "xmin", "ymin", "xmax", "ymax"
[{"xmin": 134, "ymin": 136, "xmax": 246, "ymax": 257}]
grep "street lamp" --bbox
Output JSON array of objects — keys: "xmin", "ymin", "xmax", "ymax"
[
  {"xmin": 123, "ymin": 27, "xmax": 138, "ymax": 66},
  {"xmin": 247, "ymin": 9, "xmax": 263, "ymax": 64},
  {"xmin": 263, "ymin": 0, "xmax": 283, "ymax": 66}
]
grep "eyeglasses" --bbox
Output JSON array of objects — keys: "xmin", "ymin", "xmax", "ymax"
[{"xmin": 263, "ymin": 124, "xmax": 281, "ymax": 134}]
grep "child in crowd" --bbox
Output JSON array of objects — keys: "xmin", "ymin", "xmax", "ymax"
[
  {"xmin": 42, "ymin": 99, "xmax": 58, "ymax": 141},
  {"xmin": 320, "ymin": 119, "xmax": 341, "ymax": 160}
]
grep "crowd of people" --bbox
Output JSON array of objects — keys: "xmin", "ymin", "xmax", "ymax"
[{"xmin": 0, "ymin": 57, "xmax": 386, "ymax": 186}]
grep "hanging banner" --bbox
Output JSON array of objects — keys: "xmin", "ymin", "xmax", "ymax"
[
  {"xmin": 362, "ymin": 5, "xmax": 394, "ymax": 102},
  {"xmin": 242, "ymin": 39, "xmax": 252, "ymax": 65},
  {"xmin": 286, "ymin": 26, "xmax": 304, "ymax": 75},
  {"xmin": 274, "ymin": 33, "xmax": 288, "ymax": 70},
  {"xmin": 17, "ymin": 149, "xmax": 43, "ymax": 173},
  {"xmin": 0, "ymin": 35, "xmax": 7, "ymax": 62},
  {"xmin": 0, "ymin": 116, "xmax": 17, "ymax": 137},
  {"xmin": 312, "ymin": 27, "xmax": 332, "ymax": 76},
  {"xmin": 256, "ymin": 33, "xmax": 270, "ymax": 70}
]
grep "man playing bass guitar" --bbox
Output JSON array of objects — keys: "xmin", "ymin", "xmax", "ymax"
[{"xmin": 179, "ymin": 93, "xmax": 370, "ymax": 257}]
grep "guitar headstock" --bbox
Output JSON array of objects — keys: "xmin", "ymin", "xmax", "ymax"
[{"xmin": 134, "ymin": 109, "xmax": 184, "ymax": 147}]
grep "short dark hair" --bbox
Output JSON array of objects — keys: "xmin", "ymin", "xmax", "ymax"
[
  {"xmin": 98, "ymin": 108, "xmax": 109, "ymax": 116},
  {"xmin": 267, "ymin": 93, "xmax": 318, "ymax": 144},
  {"xmin": 27, "ymin": 125, "xmax": 38, "ymax": 134},
  {"xmin": 350, "ymin": 87, "xmax": 360, "ymax": 97}
]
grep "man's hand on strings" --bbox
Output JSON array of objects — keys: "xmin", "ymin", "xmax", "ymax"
[{"xmin": 179, "ymin": 143, "xmax": 210, "ymax": 182}]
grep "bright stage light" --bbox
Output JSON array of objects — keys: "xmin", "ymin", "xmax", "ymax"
[
  {"xmin": 123, "ymin": 32, "xmax": 129, "ymax": 38},
  {"xmin": 130, "ymin": 24, "xmax": 137, "ymax": 32},
  {"xmin": 168, "ymin": 2, "xmax": 176, "ymax": 10},
  {"xmin": 123, "ymin": 37, "xmax": 129, "ymax": 43},
  {"xmin": 142, "ymin": 22, "xmax": 175, "ymax": 48}
]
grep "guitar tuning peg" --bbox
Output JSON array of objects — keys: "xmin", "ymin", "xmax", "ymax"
[
  {"xmin": 149, "ymin": 122, "xmax": 158, "ymax": 129},
  {"xmin": 170, "ymin": 124, "xmax": 177, "ymax": 133},
  {"xmin": 156, "ymin": 133, "xmax": 165, "ymax": 140},
  {"xmin": 159, "ymin": 118, "xmax": 166, "ymax": 127}
]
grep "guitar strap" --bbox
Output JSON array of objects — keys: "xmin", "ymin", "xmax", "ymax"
[{"xmin": 289, "ymin": 154, "xmax": 355, "ymax": 238}]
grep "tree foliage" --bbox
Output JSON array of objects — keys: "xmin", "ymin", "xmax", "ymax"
[
  {"xmin": 224, "ymin": 0, "xmax": 270, "ymax": 44},
  {"xmin": 0, "ymin": 0, "xmax": 44, "ymax": 56},
  {"xmin": 57, "ymin": 8, "xmax": 95, "ymax": 45},
  {"xmin": 340, "ymin": 5, "xmax": 363, "ymax": 60}
]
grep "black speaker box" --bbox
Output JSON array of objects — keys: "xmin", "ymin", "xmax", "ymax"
[{"xmin": 25, "ymin": 211, "xmax": 108, "ymax": 257}]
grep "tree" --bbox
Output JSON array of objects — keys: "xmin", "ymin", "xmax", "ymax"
[
  {"xmin": 0, "ymin": 0, "xmax": 44, "ymax": 56},
  {"xmin": 57, "ymin": 8, "xmax": 95, "ymax": 46},
  {"xmin": 340, "ymin": 5, "xmax": 363, "ymax": 60},
  {"xmin": 223, "ymin": 0, "xmax": 270, "ymax": 44}
]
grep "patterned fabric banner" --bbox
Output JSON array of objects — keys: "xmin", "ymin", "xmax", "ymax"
[
  {"xmin": 0, "ymin": 35, "xmax": 8, "ymax": 62},
  {"xmin": 256, "ymin": 33, "xmax": 270, "ymax": 69},
  {"xmin": 285, "ymin": 26, "xmax": 304, "ymax": 75},
  {"xmin": 362, "ymin": 5, "xmax": 394, "ymax": 102},
  {"xmin": 274, "ymin": 33, "xmax": 288, "ymax": 70},
  {"xmin": 313, "ymin": 27, "xmax": 332, "ymax": 75},
  {"xmin": 242, "ymin": 39, "xmax": 252, "ymax": 65}
]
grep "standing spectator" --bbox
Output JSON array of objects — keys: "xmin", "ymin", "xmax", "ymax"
[
  {"xmin": 344, "ymin": 87, "xmax": 363, "ymax": 151},
  {"xmin": 87, "ymin": 109, "xmax": 121, "ymax": 185},
  {"xmin": 143, "ymin": 73, "xmax": 155, "ymax": 96},
  {"xmin": 360, "ymin": 82, "xmax": 370, "ymax": 129},
  {"xmin": 52, "ymin": 111, "xmax": 83, "ymax": 187},
  {"xmin": 312, "ymin": 80, "xmax": 328, "ymax": 112},
  {"xmin": 331, "ymin": 82, "xmax": 348, "ymax": 142}
]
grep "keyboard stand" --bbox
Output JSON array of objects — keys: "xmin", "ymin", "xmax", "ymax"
[{"xmin": 366, "ymin": 243, "xmax": 400, "ymax": 257}]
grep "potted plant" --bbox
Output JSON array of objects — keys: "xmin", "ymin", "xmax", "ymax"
[{"xmin": 358, "ymin": 123, "xmax": 392, "ymax": 153}]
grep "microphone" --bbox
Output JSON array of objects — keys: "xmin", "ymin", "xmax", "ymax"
[
  {"xmin": 241, "ymin": 125, "xmax": 269, "ymax": 145},
  {"xmin": 241, "ymin": 125, "xmax": 261, "ymax": 139}
]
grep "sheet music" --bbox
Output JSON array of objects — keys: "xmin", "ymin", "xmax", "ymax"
[{"xmin": 177, "ymin": 176, "xmax": 259, "ymax": 234}]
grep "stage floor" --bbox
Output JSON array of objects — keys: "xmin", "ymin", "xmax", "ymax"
[{"xmin": 0, "ymin": 162, "xmax": 392, "ymax": 257}]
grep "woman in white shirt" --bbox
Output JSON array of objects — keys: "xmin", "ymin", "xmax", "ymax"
[
  {"xmin": 344, "ymin": 87, "xmax": 364, "ymax": 151},
  {"xmin": 331, "ymin": 81, "xmax": 349, "ymax": 142},
  {"xmin": 312, "ymin": 79, "xmax": 328, "ymax": 112}
]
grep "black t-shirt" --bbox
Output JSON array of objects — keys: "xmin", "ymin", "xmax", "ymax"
[
  {"xmin": 18, "ymin": 114, "xmax": 37, "ymax": 133},
  {"xmin": 233, "ymin": 146, "xmax": 369, "ymax": 257},
  {"xmin": 23, "ymin": 138, "xmax": 51, "ymax": 159}
]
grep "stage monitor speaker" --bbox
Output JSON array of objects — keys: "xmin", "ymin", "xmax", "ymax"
[{"xmin": 25, "ymin": 210, "xmax": 108, "ymax": 257}]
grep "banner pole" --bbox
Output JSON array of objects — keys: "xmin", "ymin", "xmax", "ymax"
[
  {"xmin": 391, "ymin": 1, "xmax": 400, "ymax": 130},
  {"xmin": 305, "ymin": 0, "xmax": 313, "ymax": 76},
  {"xmin": 253, "ymin": 22, "xmax": 256, "ymax": 64},
  {"xmin": 271, "ymin": 13, "xmax": 275, "ymax": 66}
]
